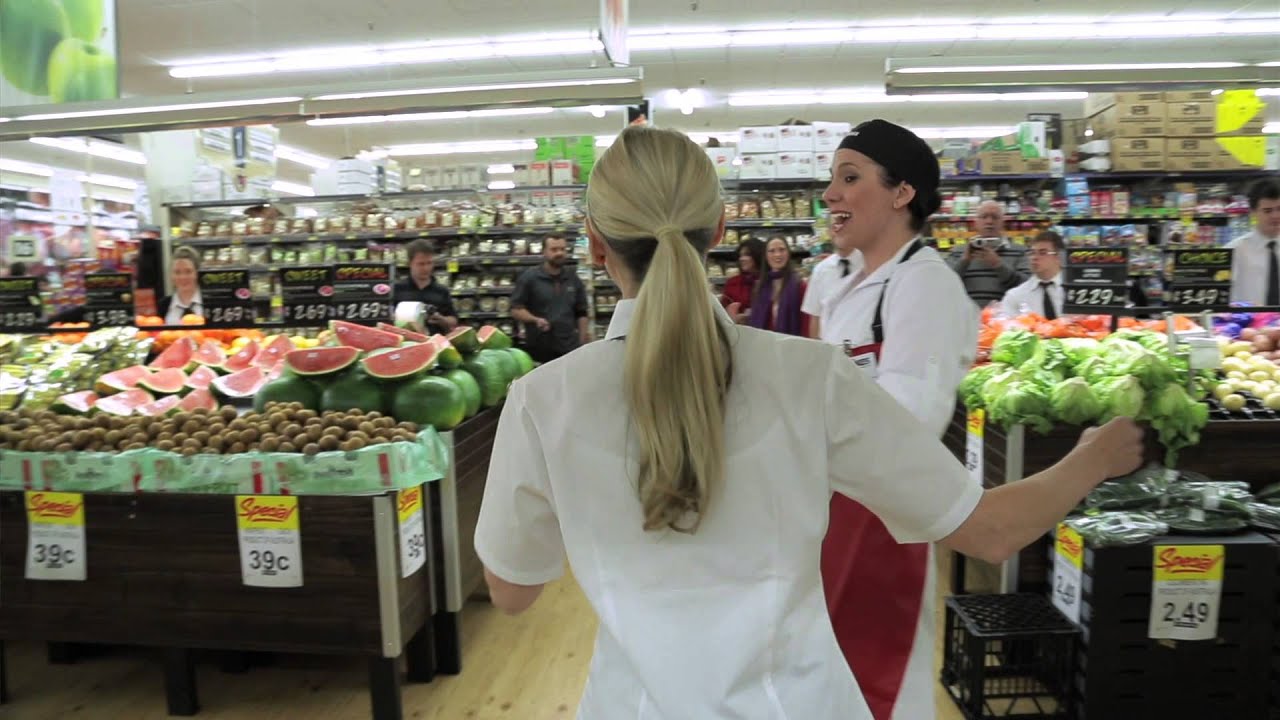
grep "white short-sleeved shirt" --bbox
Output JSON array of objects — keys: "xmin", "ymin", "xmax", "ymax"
[
  {"xmin": 1002, "ymin": 272, "xmax": 1064, "ymax": 319},
  {"xmin": 1228, "ymin": 230, "xmax": 1280, "ymax": 305},
  {"xmin": 802, "ymin": 251, "xmax": 862, "ymax": 321},
  {"xmin": 474, "ymin": 296, "xmax": 983, "ymax": 720},
  {"xmin": 818, "ymin": 241, "xmax": 979, "ymax": 438}
]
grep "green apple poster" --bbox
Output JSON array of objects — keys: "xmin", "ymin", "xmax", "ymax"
[{"xmin": 0, "ymin": 0, "xmax": 119, "ymax": 106}]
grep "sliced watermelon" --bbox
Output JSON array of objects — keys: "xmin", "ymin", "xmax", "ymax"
[
  {"xmin": 150, "ymin": 336, "xmax": 197, "ymax": 370},
  {"xmin": 477, "ymin": 325, "xmax": 513, "ymax": 350},
  {"xmin": 361, "ymin": 341, "xmax": 440, "ymax": 381},
  {"xmin": 186, "ymin": 365, "xmax": 219, "ymax": 392},
  {"xmin": 330, "ymin": 320, "xmax": 402, "ymax": 351},
  {"xmin": 284, "ymin": 346, "xmax": 361, "ymax": 377},
  {"xmin": 96, "ymin": 365, "xmax": 153, "ymax": 395},
  {"xmin": 253, "ymin": 336, "xmax": 295, "ymax": 369},
  {"xmin": 191, "ymin": 340, "xmax": 228, "ymax": 368},
  {"xmin": 222, "ymin": 341, "xmax": 259, "ymax": 373},
  {"xmin": 429, "ymin": 335, "xmax": 464, "ymax": 369},
  {"xmin": 139, "ymin": 367, "xmax": 188, "ymax": 395},
  {"xmin": 137, "ymin": 395, "xmax": 182, "ymax": 417},
  {"xmin": 212, "ymin": 366, "xmax": 268, "ymax": 400},
  {"xmin": 378, "ymin": 322, "xmax": 429, "ymax": 343},
  {"xmin": 447, "ymin": 326, "xmax": 479, "ymax": 354},
  {"xmin": 178, "ymin": 388, "xmax": 218, "ymax": 412},
  {"xmin": 53, "ymin": 390, "xmax": 99, "ymax": 415},
  {"xmin": 95, "ymin": 388, "xmax": 155, "ymax": 416}
]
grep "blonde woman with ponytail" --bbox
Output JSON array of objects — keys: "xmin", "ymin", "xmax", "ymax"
[{"xmin": 474, "ymin": 126, "xmax": 1144, "ymax": 719}]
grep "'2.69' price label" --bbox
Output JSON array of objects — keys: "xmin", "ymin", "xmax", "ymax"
[
  {"xmin": 207, "ymin": 305, "xmax": 251, "ymax": 325},
  {"xmin": 283, "ymin": 303, "xmax": 331, "ymax": 323},
  {"xmin": 25, "ymin": 491, "xmax": 87, "ymax": 581},
  {"xmin": 334, "ymin": 301, "xmax": 392, "ymax": 322},
  {"xmin": 1064, "ymin": 287, "xmax": 1119, "ymax": 307}
]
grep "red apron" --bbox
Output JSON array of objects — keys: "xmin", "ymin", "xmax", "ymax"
[{"xmin": 823, "ymin": 241, "xmax": 930, "ymax": 720}]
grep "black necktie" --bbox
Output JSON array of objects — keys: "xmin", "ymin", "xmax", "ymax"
[
  {"xmin": 839, "ymin": 258, "xmax": 851, "ymax": 278},
  {"xmin": 1267, "ymin": 240, "xmax": 1279, "ymax": 306},
  {"xmin": 1040, "ymin": 281, "xmax": 1058, "ymax": 320}
]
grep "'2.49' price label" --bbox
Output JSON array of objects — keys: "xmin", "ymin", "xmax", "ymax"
[
  {"xmin": 236, "ymin": 495, "xmax": 303, "ymax": 588},
  {"xmin": 25, "ymin": 491, "xmax": 87, "ymax": 581},
  {"xmin": 1147, "ymin": 544, "xmax": 1223, "ymax": 641}
]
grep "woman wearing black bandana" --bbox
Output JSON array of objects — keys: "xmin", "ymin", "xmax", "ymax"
[{"xmin": 813, "ymin": 120, "xmax": 979, "ymax": 720}]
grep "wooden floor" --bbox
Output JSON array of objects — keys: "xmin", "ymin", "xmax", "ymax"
[{"xmin": 4, "ymin": 558, "xmax": 967, "ymax": 720}]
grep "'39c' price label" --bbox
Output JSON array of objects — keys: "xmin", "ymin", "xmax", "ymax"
[
  {"xmin": 236, "ymin": 495, "xmax": 303, "ymax": 588},
  {"xmin": 397, "ymin": 485, "xmax": 427, "ymax": 578},
  {"xmin": 25, "ymin": 491, "xmax": 87, "ymax": 581}
]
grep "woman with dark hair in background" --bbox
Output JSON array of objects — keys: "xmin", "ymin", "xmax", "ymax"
[
  {"xmin": 720, "ymin": 237, "xmax": 764, "ymax": 324},
  {"xmin": 747, "ymin": 235, "xmax": 808, "ymax": 336}
]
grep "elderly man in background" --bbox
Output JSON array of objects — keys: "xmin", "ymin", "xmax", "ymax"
[{"xmin": 946, "ymin": 200, "xmax": 1030, "ymax": 308}]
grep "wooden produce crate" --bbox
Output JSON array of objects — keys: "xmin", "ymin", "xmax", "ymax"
[
  {"xmin": 943, "ymin": 406, "xmax": 1280, "ymax": 594},
  {"xmin": 0, "ymin": 488, "xmax": 436, "ymax": 720}
]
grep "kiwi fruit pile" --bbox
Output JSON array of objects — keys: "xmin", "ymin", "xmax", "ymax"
[{"xmin": 0, "ymin": 403, "xmax": 419, "ymax": 456}]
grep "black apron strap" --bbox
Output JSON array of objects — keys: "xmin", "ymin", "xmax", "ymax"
[{"xmin": 870, "ymin": 240, "xmax": 925, "ymax": 345}]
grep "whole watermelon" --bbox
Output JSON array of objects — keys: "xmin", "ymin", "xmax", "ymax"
[
  {"xmin": 444, "ymin": 369, "xmax": 482, "ymax": 418},
  {"xmin": 462, "ymin": 354, "xmax": 507, "ymax": 408},
  {"xmin": 479, "ymin": 349, "xmax": 519, "ymax": 385},
  {"xmin": 392, "ymin": 376, "xmax": 466, "ymax": 430}
]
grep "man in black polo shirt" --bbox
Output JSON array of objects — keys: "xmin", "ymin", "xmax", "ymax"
[
  {"xmin": 511, "ymin": 235, "xmax": 589, "ymax": 362},
  {"xmin": 393, "ymin": 239, "xmax": 458, "ymax": 335}
]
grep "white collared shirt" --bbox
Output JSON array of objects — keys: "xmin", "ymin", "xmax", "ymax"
[
  {"xmin": 1002, "ymin": 272, "xmax": 1065, "ymax": 319},
  {"xmin": 164, "ymin": 289, "xmax": 203, "ymax": 325},
  {"xmin": 818, "ymin": 241, "xmax": 979, "ymax": 438},
  {"xmin": 474, "ymin": 295, "xmax": 981, "ymax": 720},
  {"xmin": 802, "ymin": 251, "xmax": 863, "ymax": 321},
  {"xmin": 1228, "ymin": 229, "xmax": 1280, "ymax": 305}
]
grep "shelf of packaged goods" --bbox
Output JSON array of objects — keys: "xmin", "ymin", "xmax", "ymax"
[
  {"xmin": 721, "ymin": 178, "xmax": 826, "ymax": 190},
  {"xmin": 451, "ymin": 287, "xmax": 514, "ymax": 297},
  {"xmin": 165, "ymin": 186, "xmax": 589, "ymax": 210},
  {"xmin": 709, "ymin": 246, "xmax": 810, "ymax": 259},
  {"xmin": 942, "ymin": 170, "xmax": 1276, "ymax": 182},
  {"xmin": 725, "ymin": 218, "xmax": 818, "ymax": 229},
  {"xmin": 178, "ymin": 225, "xmax": 585, "ymax": 247},
  {"xmin": 447, "ymin": 257, "xmax": 574, "ymax": 268},
  {"xmin": 933, "ymin": 214, "xmax": 1239, "ymax": 224},
  {"xmin": 456, "ymin": 312, "xmax": 510, "ymax": 321}
]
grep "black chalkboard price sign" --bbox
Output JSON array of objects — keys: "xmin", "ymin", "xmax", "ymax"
[
  {"xmin": 1165, "ymin": 247, "xmax": 1233, "ymax": 311},
  {"xmin": 82, "ymin": 272, "xmax": 135, "ymax": 327},
  {"xmin": 278, "ymin": 266, "xmax": 333, "ymax": 325},
  {"xmin": 1062, "ymin": 247, "xmax": 1130, "ymax": 313},
  {"xmin": 198, "ymin": 269, "xmax": 255, "ymax": 327},
  {"xmin": 330, "ymin": 263, "xmax": 394, "ymax": 324},
  {"xmin": 0, "ymin": 277, "xmax": 43, "ymax": 330}
]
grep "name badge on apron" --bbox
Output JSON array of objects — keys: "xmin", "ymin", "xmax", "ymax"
[{"xmin": 844, "ymin": 341, "xmax": 882, "ymax": 376}]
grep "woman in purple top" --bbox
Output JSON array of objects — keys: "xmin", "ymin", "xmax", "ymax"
[{"xmin": 748, "ymin": 235, "xmax": 808, "ymax": 336}]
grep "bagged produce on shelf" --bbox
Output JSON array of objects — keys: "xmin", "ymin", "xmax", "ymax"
[
  {"xmin": 1081, "ymin": 466, "xmax": 1168, "ymax": 511},
  {"xmin": 1066, "ymin": 511, "xmax": 1169, "ymax": 548},
  {"xmin": 0, "ymin": 448, "xmax": 137, "ymax": 492},
  {"xmin": 1246, "ymin": 503, "xmax": 1280, "ymax": 531},
  {"xmin": 1152, "ymin": 507, "xmax": 1249, "ymax": 535},
  {"xmin": 1256, "ymin": 483, "xmax": 1280, "ymax": 506},
  {"xmin": 1165, "ymin": 481, "xmax": 1254, "ymax": 518}
]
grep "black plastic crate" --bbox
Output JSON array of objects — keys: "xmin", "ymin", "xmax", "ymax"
[
  {"xmin": 1071, "ymin": 533, "xmax": 1276, "ymax": 720},
  {"xmin": 942, "ymin": 593, "xmax": 1078, "ymax": 719},
  {"xmin": 1263, "ymin": 532, "xmax": 1280, "ymax": 720}
]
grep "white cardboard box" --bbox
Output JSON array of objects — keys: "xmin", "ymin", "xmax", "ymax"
[
  {"xmin": 421, "ymin": 167, "xmax": 442, "ymax": 189},
  {"xmin": 813, "ymin": 121, "xmax": 853, "ymax": 151},
  {"xmin": 777, "ymin": 152, "xmax": 816, "ymax": 179},
  {"xmin": 778, "ymin": 125, "xmax": 816, "ymax": 152},
  {"xmin": 551, "ymin": 159, "xmax": 579, "ymax": 185},
  {"xmin": 814, "ymin": 152, "xmax": 834, "ymax": 180},
  {"xmin": 705, "ymin": 148, "xmax": 739, "ymax": 178},
  {"xmin": 738, "ymin": 153, "xmax": 778, "ymax": 180},
  {"xmin": 738, "ymin": 126, "xmax": 780, "ymax": 153},
  {"xmin": 528, "ymin": 161, "xmax": 553, "ymax": 186},
  {"xmin": 335, "ymin": 158, "xmax": 376, "ymax": 176}
]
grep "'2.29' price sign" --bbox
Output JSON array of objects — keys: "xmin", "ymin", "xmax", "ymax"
[
  {"xmin": 1062, "ymin": 247, "xmax": 1129, "ymax": 314},
  {"xmin": 1064, "ymin": 286, "xmax": 1118, "ymax": 308}
]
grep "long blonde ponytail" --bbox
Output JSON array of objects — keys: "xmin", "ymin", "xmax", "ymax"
[{"xmin": 586, "ymin": 127, "xmax": 730, "ymax": 533}]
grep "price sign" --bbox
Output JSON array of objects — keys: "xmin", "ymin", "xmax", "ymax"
[
  {"xmin": 25, "ymin": 491, "xmax": 87, "ymax": 581},
  {"xmin": 1165, "ymin": 248, "xmax": 1232, "ymax": 311},
  {"xmin": 83, "ymin": 272, "xmax": 135, "ymax": 327},
  {"xmin": 235, "ymin": 495, "xmax": 303, "ymax": 588},
  {"xmin": 279, "ymin": 266, "xmax": 333, "ymax": 325},
  {"xmin": 1147, "ymin": 544, "xmax": 1223, "ymax": 641},
  {"xmin": 1062, "ymin": 247, "xmax": 1129, "ymax": 314},
  {"xmin": 1051, "ymin": 523, "xmax": 1084, "ymax": 624},
  {"xmin": 397, "ymin": 485, "xmax": 427, "ymax": 578},
  {"xmin": 965, "ymin": 409, "xmax": 984, "ymax": 487},
  {"xmin": 330, "ymin": 263, "xmax": 394, "ymax": 323},
  {"xmin": 199, "ymin": 269, "xmax": 254, "ymax": 328},
  {"xmin": 0, "ymin": 276, "xmax": 43, "ymax": 330}
]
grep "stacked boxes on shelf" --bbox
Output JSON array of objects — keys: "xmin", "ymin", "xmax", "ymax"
[
  {"xmin": 735, "ymin": 122, "xmax": 850, "ymax": 181},
  {"xmin": 1086, "ymin": 90, "xmax": 1276, "ymax": 172}
]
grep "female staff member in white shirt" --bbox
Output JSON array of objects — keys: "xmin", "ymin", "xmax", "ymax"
[
  {"xmin": 815, "ymin": 120, "xmax": 980, "ymax": 720},
  {"xmin": 473, "ymin": 126, "xmax": 1142, "ymax": 719}
]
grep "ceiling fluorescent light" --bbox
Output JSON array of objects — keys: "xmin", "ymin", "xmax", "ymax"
[
  {"xmin": 12, "ymin": 96, "xmax": 303, "ymax": 123},
  {"xmin": 30, "ymin": 136, "xmax": 147, "ymax": 165},
  {"xmin": 1263, "ymin": 122, "xmax": 1280, "ymax": 134},
  {"xmin": 487, "ymin": 180, "xmax": 517, "ymax": 190},
  {"xmin": 897, "ymin": 61, "xmax": 1247, "ymax": 74},
  {"xmin": 728, "ymin": 90, "xmax": 1085, "ymax": 106},
  {"xmin": 910, "ymin": 126, "xmax": 1016, "ymax": 139},
  {"xmin": 585, "ymin": 105, "xmax": 608, "ymax": 118},
  {"xmin": 272, "ymin": 180, "xmax": 315, "ymax": 196},
  {"xmin": 313, "ymin": 77, "xmax": 636, "ymax": 102},
  {"xmin": 307, "ymin": 106, "xmax": 556, "ymax": 127},
  {"xmin": 275, "ymin": 144, "xmax": 332, "ymax": 170},
  {"xmin": 386, "ymin": 140, "xmax": 538, "ymax": 157},
  {"xmin": 81, "ymin": 173, "xmax": 138, "ymax": 189},
  {"xmin": 0, "ymin": 158, "xmax": 55, "ymax": 177},
  {"xmin": 487, "ymin": 164, "xmax": 516, "ymax": 175},
  {"xmin": 1256, "ymin": 88, "xmax": 1280, "ymax": 96}
]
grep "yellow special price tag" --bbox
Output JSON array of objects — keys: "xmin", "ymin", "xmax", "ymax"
[
  {"xmin": 965, "ymin": 408, "xmax": 984, "ymax": 486},
  {"xmin": 235, "ymin": 495, "xmax": 300, "ymax": 531},
  {"xmin": 25, "ymin": 491, "xmax": 85, "ymax": 526},
  {"xmin": 1148, "ymin": 544, "xmax": 1224, "ymax": 641},
  {"xmin": 1051, "ymin": 523, "xmax": 1084, "ymax": 623},
  {"xmin": 1055, "ymin": 524, "xmax": 1084, "ymax": 570},
  {"xmin": 1215, "ymin": 90, "xmax": 1265, "ymax": 135},
  {"xmin": 25, "ymin": 491, "xmax": 88, "ymax": 581},
  {"xmin": 397, "ymin": 485, "xmax": 427, "ymax": 577},
  {"xmin": 966, "ymin": 408, "xmax": 985, "ymax": 438},
  {"xmin": 397, "ymin": 485, "xmax": 423, "ymax": 525}
]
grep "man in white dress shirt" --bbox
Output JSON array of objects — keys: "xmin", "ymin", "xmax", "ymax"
[
  {"xmin": 803, "ymin": 249, "xmax": 861, "ymax": 339},
  {"xmin": 1228, "ymin": 179, "xmax": 1280, "ymax": 307},
  {"xmin": 1001, "ymin": 230, "xmax": 1065, "ymax": 319}
]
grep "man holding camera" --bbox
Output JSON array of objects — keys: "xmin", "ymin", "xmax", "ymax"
[
  {"xmin": 393, "ymin": 239, "xmax": 459, "ymax": 335},
  {"xmin": 946, "ymin": 200, "xmax": 1030, "ymax": 308}
]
